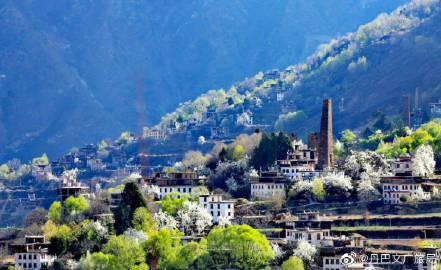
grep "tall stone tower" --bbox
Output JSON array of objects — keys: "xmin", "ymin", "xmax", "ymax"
[
  {"xmin": 402, "ymin": 95, "xmax": 410, "ymax": 127},
  {"xmin": 317, "ymin": 99, "xmax": 333, "ymax": 169}
]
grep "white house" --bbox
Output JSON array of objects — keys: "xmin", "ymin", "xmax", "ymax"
[
  {"xmin": 199, "ymin": 194, "xmax": 235, "ymax": 223},
  {"xmin": 285, "ymin": 211, "xmax": 331, "ymax": 246},
  {"xmin": 138, "ymin": 172, "xmax": 207, "ymax": 199},
  {"xmin": 250, "ymin": 171, "xmax": 287, "ymax": 201},
  {"xmin": 14, "ymin": 236, "xmax": 55, "ymax": 270}
]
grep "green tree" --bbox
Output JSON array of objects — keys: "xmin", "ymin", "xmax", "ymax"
[
  {"xmin": 281, "ymin": 256, "xmax": 304, "ymax": 270},
  {"xmin": 232, "ymin": 145, "xmax": 245, "ymax": 161},
  {"xmin": 312, "ymin": 178, "xmax": 325, "ymax": 201},
  {"xmin": 146, "ymin": 228, "xmax": 183, "ymax": 269},
  {"xmin": 49, "ymin": 201, "xmax": 62, "ymax": 223},
  {"xmin": 32, "ymin": 153, "xmax": 49, "ymax": 165},
  {"xmin": 101, "ymin": 235, "xmax": 148, "ymax": 270},
  {"xmin": 161, "ymin": 193, "xmax": 192, "ymax": 216},
  {"xmin": 203, "ymin": 225, "xmax": 274, "ymax": 269},
  {"xmin": 251, "ymin": 132, "xmax": 292, "ymax": 170},
  {"xmin": 274, "ymin": 111, "xmax": 307, "ymax": 133},
  {"xmin": 341, "ymin": 129, "xmax": 356, "ymax": 149},
  {"xmin": 114, "ymin": 182, "xmax": 147, "ymax": 234},
  {"xmin": 64, "ymin": 195, "xmax": 89, "ymax": 215},
  {"xmin": 132, "ymin": 207, "xmax": 156, "ymax": 233},
  {"xmin": 0, "ymin": 164, "xmax": 16, "ymax": 180}
]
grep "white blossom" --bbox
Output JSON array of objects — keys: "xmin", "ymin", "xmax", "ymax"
[
  {"xmin": 177, "ymin": 201, "xmax": 212, "ymax": 235},
  {"xmin": 123, "ymin": 228, "xmax": 148, "ymax": 244},
  {"xmin": 322, "ymin": 174, "xmax": 353, "ymax": 198},
  {"xmin": 412, "ymin": 144, "xmax": 435, "ymax": 177},
  {"xmin": 271, "ymin": 243, "xmax": 284, "ymax": 259},
  {"xmin": 413, "ymin": 187, "xmax": 431, "ymax": 202},
  {"xmin": 344, "ymin": 150, "xmax": 390, "ymax": 181},
  {"xmin": 293, "ymin": 240, "xmax": 317, "ymax": 266},
  {"xmin": 226, "ymin": 177, "xmax": 238, "ymax": 192},
  {"xmin": 141, "ymin": 184, "xmax": 160, "ymax": 198},
  {"xmin": 294, "ymin": 180, "xmax": 313, "ymax": 194},
  {"xmin": 218, "ymin": 216, "xmax": 232, "ymax": 228},
  {"xmin": 198, "ymin": 136, "xmax": 206, "ymax": 144},
  {"xmin": 357, "ymin": 178, "xmax": 380, "ymax": 202},
  {"xmin": 123, "ymin": 173, "xmax": 142, "ymax": 183},
  {"xmin": 154, "ymin": 210, "xmax": 178, "ymax": 230}
]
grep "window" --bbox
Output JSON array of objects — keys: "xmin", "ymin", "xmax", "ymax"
[
  {"xmin": 210, "ymin": 204, "xmax": 213, "ymax": 209},
  {"xmin": 34, "ymin": 254, "xmax": 37, "ymax": 260},
  {"xmin": 228, "ymin": 204, "xmax": 231, "ymax": 209},
  {"xmin": 204, "ymin": 197, "xmax": 207, "ymax": 202},
  {"xmin": 218, "ymin": 204, "xmax": 220, "ymax": 209},
  {"xmin": 19, "ymin": 255, "xmax": 22, "ymax": 260},
  {"xmin": 218, "ymin": 211, "xmax": 220, "ymax": 216},
  {"xmin": 34, "ymin": 263, "xmax": 37, "ymax": 268}
]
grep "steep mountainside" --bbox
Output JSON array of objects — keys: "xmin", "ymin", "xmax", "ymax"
[
  {"xmin": 156, "ymin": 0, "xmax": 441, "ymax": 148},
  {"xmin": 0, "ymin": 0, "xmax": 407, "ymax": 163}
]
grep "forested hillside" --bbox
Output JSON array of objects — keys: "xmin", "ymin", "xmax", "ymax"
[
  {"xmin": 0, "ymin": 0, "xmax": 407, "ymax": 163},
  {"xmin": 157, "ymin": 0, "xmax": 441, "ymax": 142}
]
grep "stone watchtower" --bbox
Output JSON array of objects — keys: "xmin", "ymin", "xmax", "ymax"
[
  {"xmin": 317, "ymin": 99, "xmax": 333, "ymax": 169},
  {"xmin": 402, "ymin": 95, "xmax": 410, "ymax": 127}
]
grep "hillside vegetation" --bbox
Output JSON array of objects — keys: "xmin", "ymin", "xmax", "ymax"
[
  {"xmin": 157, "ymin": 0, "xmax": 441, "ymax": 142},
  {"xmin": 0, "ymin": 0, "xmax": 407, "ymax": 163}
]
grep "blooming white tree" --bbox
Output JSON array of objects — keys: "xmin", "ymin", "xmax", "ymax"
[
  {"xmin": 322, "ymin": 174, "xmax": 353, "ymax": 198},
  {"xmin": 271, "ymin": 243, "xmax": 284, "ymax": 260},
  {"xmin": 293, "ymin": 240, "xmax": 317, "ymax": 267},
  {"xmin": 226, "ymin": 177, "xmax": 238, "ymax": 193},
  {"xmin": 123, "ymin": 228, "xmax": 148, "ymax": 244},
  {"xmin": 413, "ymin": 187, "xmax": 431, "ymax": 202},
  {"xmin": 154, "ymin": 210, "xmax": 178, "ymax": 230},
  {"xmin": 141, "ymin": 184, "xmax": 160, "ymax": 198},
  {"xmin": 123, "ymin": 173, "xmax": 142, "ymax": 183},
  {"xmin": 344, "ymin": 150, "xmax": 390, "ymax": 181},
  {"xmin": 89, "ymin": 221, "xmax": 109, "ymax": 241},
  {"xmin": 218, "ymin": 215, "xmax": 232, "ymax": 228},
  {"xmin": 293, "ymin": 180, "xmax": 313, "ymax": 195},
  {"xmin": 357, "ymin": 177, "xmax": 380, "ymax": 202},
  {"xmin": 177, "ymin": 201, "xmax": 212, "ymax": 235},
  {"xmin": 413, "ymin": 144, "xmax": 435, "ymax": 177}
]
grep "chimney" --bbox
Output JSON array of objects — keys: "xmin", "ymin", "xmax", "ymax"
[
  {"xmin": 317, "ymin": 99, "xmax": 333, "ymax": 169},
  {"xmin": 402, "ymin": 95, "xmax": 410, "ymax": 127}
]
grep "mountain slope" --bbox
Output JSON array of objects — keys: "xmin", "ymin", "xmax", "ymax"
[
  {"xmin": 0, "ymin": 0, "xmax": 407, "ymax": 162},
  {"xmin": 155, "ymin": 0, "xmax": 441, "ymax": 146}
]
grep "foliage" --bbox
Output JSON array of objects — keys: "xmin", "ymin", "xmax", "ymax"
[
  {"xmin": 24, "ymin": 207, "xmax": 48, "ymax": 227},
  {"xmin": 123, "ymin": 228, "xmax": 148, "ymax": 244},
  {"xmin": 293, "ymin": 240, "xmax": 316, "ymax": 268},
  {"xmin": 250, "ymin": 132, "xmax": 292, "ymax": 170},
  {"xmin": 232, "ymin": 145, "xmax": 245, "ymax": 161},
  {"xmin": 132, "ymin": 207, "xmax": 156, "ymax": 233},
  {"xmin": 49, "ymin": 201, "xmax": 63, "ymax": 223},
  {"xmin": 114, "ymin": 182, "xmax": 147, "ymax": 234},
  {"xmin": 202, "ymin": 225, "xmax": 274, "ymax": 269},
  {"xmin": 274, "ymin": 111, "xmax": 307, "ymax": 133},
  {"xmin": 154, "ymin": 210, "xmax": 178, "ymax": 230},
  {"xmin": 322, "ymin": 174, "xmax": 353, "ymax": 200},
  {"xmin": 357, "ymin": 178, "xmax": 380, "ymax": 202},
  {"xmin": 146, "ymin": 228, "xmax": 184, "ymax": 269},
  {"xmin": 0, "ymin": 164, "xmax": 16, "ymax": 181},
  {"xmin": 64, "ymin": 195, "xmax": 89, "ymax": 215},
  {"xmin": 312, "ymin": 178, "xmax": 325, "ymax": 201},
  {"xmin": 177, "ymin": 201, "xmax": 212, "ymax": 235},
  {"xmin": 413, "ymin": 144, "xmax": 435, "ymax": 177},
  {"xmin": 161, "ymin": 192, "xmax": 192, "ymax": 216},
  {"xmin": 341, "ymin": 129, "xmax": 356, "ymax": 149},
  {"xmin": 32, "ymin": 153, "xmax": 49, "ymax": 165},
  {"xmin": 81, "ymin": 235, "xmax": 148, "ymax": 270},
  {"xmin": 182, "ymin": 151, "xmax": 209, "ymax": 170},
  {"xmin": 281, "ymin": 256, "xmax": 304, "ymax": 270},
  {"xmin": 344, "ymin": 150, "xmax": 390, "ymax": 180}
]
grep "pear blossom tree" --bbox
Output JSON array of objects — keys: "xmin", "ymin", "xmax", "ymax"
[
  {"xmin": 293, "ymin": 240, "xmax": 317, "ymax": 268},
  {"xmin": 153, "ymin": 210, "xmax": 178, "ymax": 230},
  {"xmin": 412, "ymin": 144, "xmax": 435, "ymax": 177},
  {"xmin": 177, "ymin": 201, "xmax": 212, "ymax": 235}
]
